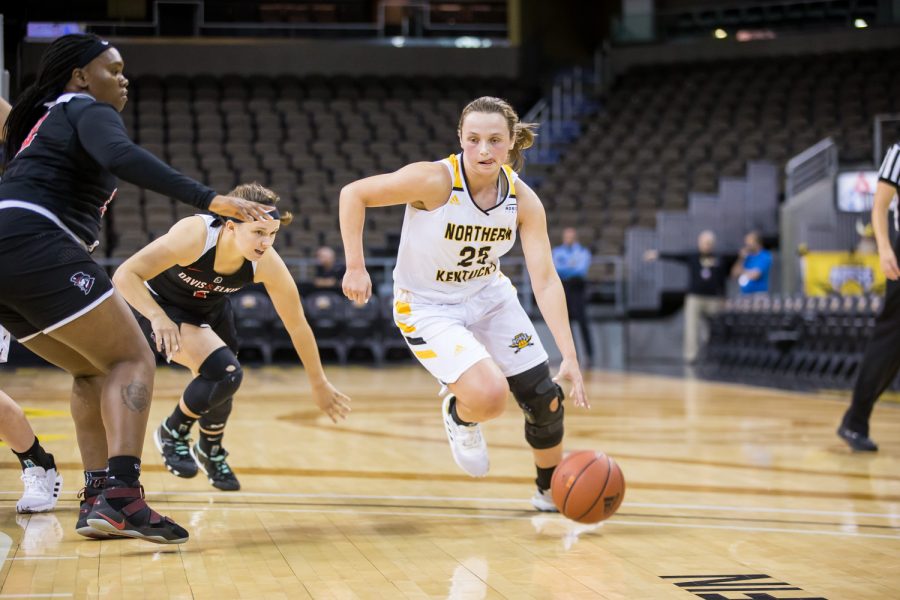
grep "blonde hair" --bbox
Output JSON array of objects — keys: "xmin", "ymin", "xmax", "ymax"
[
  {"xmin": 227, "ymin": 182, "xmax": 293, "ymax": 226},
  {"xmin": 457, "ymin": 96, "xmax": 537, "ymax": 172}
]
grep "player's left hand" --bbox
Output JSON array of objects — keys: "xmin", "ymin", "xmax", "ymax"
[
  {"xmin": 208, "ymin": 194, "xmax": 274, "ymax": 222},
  {"xmin": 553, "ymin": 358, "xmax": 589, "ymax": 409},
  {"xmin": 311, "ymin": 380, "xmax": 352, "ymax": 423}
]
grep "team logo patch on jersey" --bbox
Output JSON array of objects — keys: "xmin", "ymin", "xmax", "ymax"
[
  {"xmin": 509, "ymin": 333, "xmax": 534, "ymax": 354},
  {"xmin": 449, "ymin": 195, "xmax": 460, "ymax": 205},
  {"xmin": 505, "ymin": 202, "xmax": 517, "ymax": 212},
  {"xmin": 70, "ymin": 271, "xmax": 95, "ymax": 295}
]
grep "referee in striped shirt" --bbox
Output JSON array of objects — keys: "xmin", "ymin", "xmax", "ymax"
[{"xmin": 838, "ymin": 141, "xmax": 900, "ymax": 451}]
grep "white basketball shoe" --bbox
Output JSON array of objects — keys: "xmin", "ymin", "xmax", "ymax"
[
  {"xmin": 441, "ymin": 393, "xmax": 490, "ymax": 477},
  {"xmin": 531, "ymin": 488, "xmax": 558, "ymax": 512},
  {"xmin": 16, "ymin": 466, "xmax": 62, "ymax": 514}
]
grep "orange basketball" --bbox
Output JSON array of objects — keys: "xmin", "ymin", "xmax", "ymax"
[{"xmin": 550, "ymin": 450, "xmax": 625, "ymax": 524}]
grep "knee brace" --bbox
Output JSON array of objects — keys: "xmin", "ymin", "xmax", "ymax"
[
  {"xmin": 507, "ymin": 361, "xmax": 564, "ymax": 450},
  {"xmin": 182, "ymin": 347, "xmax": 243, "ymax": 416}
]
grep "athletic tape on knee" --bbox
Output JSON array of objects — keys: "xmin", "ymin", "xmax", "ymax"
[
  {"xmin": 507, "ymin": 361, "xmax": 564, "ymax": 450},
  {"xmin": 182, "ymin": 348, "xmax": 242, "ymax": 416}
]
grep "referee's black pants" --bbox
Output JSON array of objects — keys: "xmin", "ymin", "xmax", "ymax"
[
  {"xmin": 843, "ymin": 257, "xmax": 900, "ymax": 436},
  {"xmin": 562, "ymin": 277, "xmax": 593, "ymax": 362}
]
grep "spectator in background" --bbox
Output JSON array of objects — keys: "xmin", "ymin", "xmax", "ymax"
[
  {"xmin": 552, "ymin": 227, "xmax": 593, "ymax": 365},
  {"xmin": 313, "ymin": 246, "xmax": 345, "ymax": 291},
  {"xmin": 731, "ymin": 231, "xmax": 772, "ymax": 294},
  {"xmin": 645, "ymin": 230, "xmax": 735, "ymax": 363}
]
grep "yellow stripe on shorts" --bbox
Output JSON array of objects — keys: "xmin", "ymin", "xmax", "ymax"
[
  {"xmin": 414, "ymin": 349, "xmax": 437, "ymax": 359},
  {"xmin": 395, "ymin": 301, "xmax": 411, "ymax": 314},
  {"xmin": 396, "ymin": 321, "xmax": 416, "ymax": 333}
]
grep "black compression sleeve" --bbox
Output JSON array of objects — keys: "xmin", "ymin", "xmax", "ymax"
[{"xmin": 76, "ymin": 103, "xmax": 215, "ymax": 210}]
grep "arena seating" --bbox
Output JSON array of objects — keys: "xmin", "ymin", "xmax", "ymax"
[
  {"xmin": 542, "ymin": 48, "xmax": 900, "ymax": 264},
  {"xmin": 699, "ymin": 293, "xmax": 882, "ymax": 389},
  {"xmin": 108, "ymin": 49, "xmax": 900, "ymax": 271},
  {"xmin": 107, "ymin": 73, "xmax": 537, "ymax": 261}
]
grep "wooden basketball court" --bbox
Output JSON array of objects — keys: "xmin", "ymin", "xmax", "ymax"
[{"xmin": 0, "ymin": 365, "xmax": 898, "ymax": 599}]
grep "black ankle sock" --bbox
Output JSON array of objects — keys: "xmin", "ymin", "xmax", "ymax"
[
  {"xmin": 198, "ymin": 431, "xmax": 224, "ymax": 456},
  {"xmin": 107, "ymin": 456, "xmax": 141, "ymax": 488},
  {"xmin": 535, "ymin": 465, "xmax": 555, "ymax": 492},
  {"xmin": 84, "ymin": 469, "xmax": 108, "ymax": 495},
  {"xmin": 449, "ymin": 397, "xmax": 475, "ymax": 427},
  {"xmin": 12, "ymin": 436, "xmax": 55, "ymax": 471},
  {"xmin": 166, "ymin": 406, "xmax": 197, "ymax": 437}
]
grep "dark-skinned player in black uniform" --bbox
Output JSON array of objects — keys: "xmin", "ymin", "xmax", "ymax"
[
  {"xmin": 0, "ymin": 96, "xmax": 64, "ymax": 515},
  {"xmin": 0, "ymin": 34, "xmax": 272, "ymax": 544},
  {"xmin": 113, "ymin": 182, "xmax": 351, "ymax": 490}
]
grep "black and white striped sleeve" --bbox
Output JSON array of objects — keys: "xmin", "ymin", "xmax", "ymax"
[{"xmin": 879, "ymin": 143, "xmax": 900, "ymax": 189}]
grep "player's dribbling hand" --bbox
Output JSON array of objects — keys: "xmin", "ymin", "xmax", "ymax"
[
  {"xmin": 553, "ymin": 358, "xmax": 589, "ymax": 409},
  {"xmin": 311, "ymin": 380, "xmax": 352, "ymax": 424},
  {"xmin": 342, "ymin": 267, "xmax": 372, "ymax": 304},
  {"xmin": 150, "ymin": 314, "xmax": 181, "ymax": 362},
  {"xmin": 880, "ymin": 248, "xmax": 900, "ymax": 281},
  {"xmin": 208, "ymin": 195, "xmax": 274, "ymax": 222}
]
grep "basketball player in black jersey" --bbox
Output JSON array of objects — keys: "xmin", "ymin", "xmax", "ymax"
[
  {"xmin": 0, "ymin": 34, "xmax": 272, "ymax": 544},
  {"xmin": 113, "ymin": 183, "xmax": 351, "ymax": 490},
  {"xmin": 0, "ymin": 97, "xmax": 64, "ymax": 514}
]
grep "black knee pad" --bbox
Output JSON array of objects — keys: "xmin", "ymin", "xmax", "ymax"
[
  {"xmin": 183, "ymin": 347, "xmax": 243, "ymax": 415},
  {"xmin": 507, "ymin": 361, "xmax": 564, "ymax": 450}
]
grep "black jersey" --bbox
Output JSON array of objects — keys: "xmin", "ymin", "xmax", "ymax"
[
  {"xmin": 146, "ymin": 215, "xmax": 256, "ymax": 313},
  {"xmin": 0, "ymin": 93, "xmax": 215, "ymax": 249}
]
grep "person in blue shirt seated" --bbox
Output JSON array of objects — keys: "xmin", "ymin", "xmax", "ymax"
[
  {"xmin": 731, "ymin": 231, "xmax": 772, "ymax": 294},
  {"xmin": 552, "ymin": 227, "xmax": 593, "ymax": 364}
]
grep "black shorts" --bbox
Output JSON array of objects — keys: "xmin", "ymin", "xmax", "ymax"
[
  {"xmin": 136, "ymin": 297, "xmax": 239, "ymax": 359},
  {"xmin": 0, "ymin": 208, "xmax": 114, "ymax": 341}
]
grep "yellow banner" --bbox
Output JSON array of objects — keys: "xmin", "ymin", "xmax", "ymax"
[{"xmin": 802, "ymin": 252, "xmax": 885, "ymax": 296}]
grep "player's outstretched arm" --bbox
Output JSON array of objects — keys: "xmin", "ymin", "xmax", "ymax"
[
  {"xmin": 76, "ymin": 103, "xmax": 272, "ymax": 222},
  {"xmin": 256, "ymin": 251, "xmax": 351, "ymax": 423},
  {"xmin": 517, "ymin": 182, "xmax": 589, "ymax": 409},
  {"xmin": 112, "ymin": 216, "xmax": 208, "ymax": 360},
  {"xmin": 339, "ymin": 162, "xmax": 450, "ymax": 304}
]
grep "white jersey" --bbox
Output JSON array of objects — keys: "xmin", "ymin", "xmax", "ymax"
[{"xmin": 392, "ymin": 154, "xmax": 519, "ymax": 304}]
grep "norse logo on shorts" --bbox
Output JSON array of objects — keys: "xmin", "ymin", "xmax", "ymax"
[
  {"xmin": 69, "ymin": 271, "xmax": 95, "ymax": 295},
  {"xmin": 509, "ymin": 332, "xmax": 533, "ymax": 354}
]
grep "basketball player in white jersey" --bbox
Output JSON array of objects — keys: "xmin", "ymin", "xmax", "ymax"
[{"xmin": 340, "ymin": 96, "xmax": 589, "ymax": 510}]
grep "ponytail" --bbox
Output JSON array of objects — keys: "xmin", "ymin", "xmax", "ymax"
[{"xmin": 509, "ymin": 121, "xmax": 538, "ymax": 172}]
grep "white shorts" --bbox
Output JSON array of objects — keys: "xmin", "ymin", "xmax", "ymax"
[
  {"xmin": 0, "ymin": 325, "xmax": 10, "ymax": 364},
  {"xmin": 393, "ymin": 275, "xmax": 549, "ymax": 384}
]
